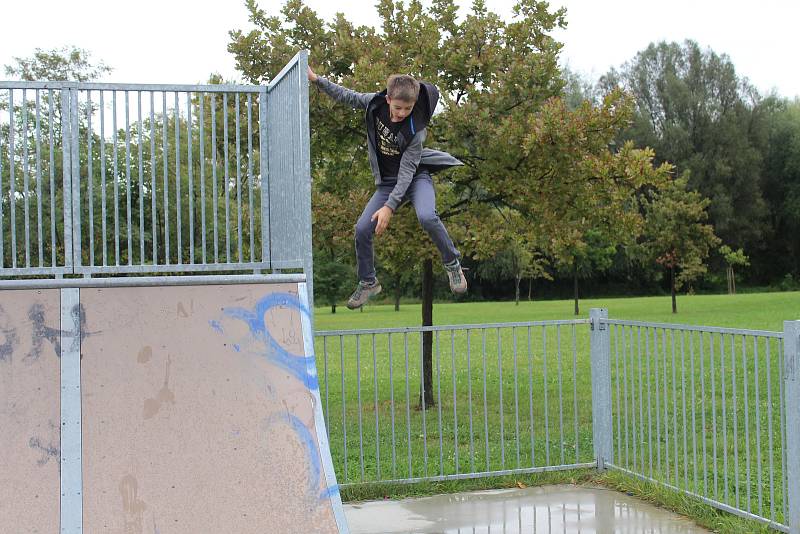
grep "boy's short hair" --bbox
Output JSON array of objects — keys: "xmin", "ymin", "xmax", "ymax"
[{"xmin": 386, "ymin": 74, "xmax": 420, "ymax": 102}]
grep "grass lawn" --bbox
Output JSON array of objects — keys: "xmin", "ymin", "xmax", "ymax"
[{"xmin": 312, "ymin": 291, "xmax": 799, "ymax": 534}]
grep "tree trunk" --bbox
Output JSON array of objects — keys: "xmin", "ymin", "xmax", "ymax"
[
  {"xmin": 331, "ymin": 303, "xmax": 336, "ymax": 314},
  {"xmin": 528, "ymin": 278, "xmax": 533, "ymax": 301},
  {"xmin": 727, "ymin": 266, "xmax": 733, "ymax": 294},
  {"xmin": 394, "ymin": 284, "xmax": 401, "ymax": 311},
  {"xmin": 419, "ymin": 259, "xmax": 435, "ymax": 409},
  {"xmin": 671, "ymin": 266, "xmax": 677, "ymax": 314},
  {"xmin": 731, "ymin": 266, "xmax": 736, "ymax": 295},
  {"xmin": 515, "ymin": 275, "xmax": 521, "ymax": 305},
  {"xmin": 573, "ymin": 262, "xmax": 580, "ymax": 316}
]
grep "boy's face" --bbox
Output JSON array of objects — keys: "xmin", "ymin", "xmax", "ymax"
[{"xmin": 386, "ymin": 96, "xmax": 415, "ymax": 123}]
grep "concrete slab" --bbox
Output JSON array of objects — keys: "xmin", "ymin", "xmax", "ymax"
[{"xmin": 344, "ymin": 484, "xmax": 711, "ymax": 534}]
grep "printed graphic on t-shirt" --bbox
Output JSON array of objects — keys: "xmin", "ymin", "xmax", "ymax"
[{"xmin": 376, "ymin": 115, "xmax": 401, "ymax": 157}]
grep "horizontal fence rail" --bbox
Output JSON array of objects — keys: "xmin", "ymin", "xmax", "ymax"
[
  {"xmin": 603, "ymin": 319, "xmax": 790, "ymax": 532},
  {"xmin": 0, "ymin": 50, "xmax": 312, "ymax": 285},
  {"xmin": 315, "ymin": 320, "xmax": 595, "ymax": 486}
]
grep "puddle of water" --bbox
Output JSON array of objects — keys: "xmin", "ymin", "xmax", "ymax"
[{"xmin": 344, "ymin": 484, "xmax": 711, "ymax": 533}]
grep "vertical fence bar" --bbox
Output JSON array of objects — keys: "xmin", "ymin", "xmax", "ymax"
[
  {"xmin": 174, "ymin": 93, "xmax": 182, "ymax": 265},
  {"xmin": 162, "ymin": 93, "xmax": 169, "ymax": 264},
  {"xmin": 710, "ymin": 333, "xmax": 719, "ymax": 499},
  {"xmin": 86, "ymin": 91, "xmax": 94, "ymax": 268},
  {"xmin": 622, "ymin": 325, "xmax": 630, "ymax": 468},
  {"xmin": 199, "ymin": 94, "xmax": 207, "ymax": 264},
  {"xmin": 339, "ymin": 336, "xmax": 347, "ymax": 482},
  {"xmin": 644, "ymin": 326, "xmax": 653, "ymax": 478},
  {"xmin": 451, "ymin": 331, "xmax": 459, "ymax": 473},
  {"xmin": 187, "ymin": 93, "xmax": 194, "ymax": 264},
  {"xmin": 496, "ymin": 327, "xmax": 505, "ymax": 469},
  {"xmin": 681, "ymin": 330, "xmax": 689, "ymax": 490},
  {"xmin": 721, "ymin": 333, "xmax": 730, "ymax": 503},
  {"xmin": 742, "ymin": 336, "xmax": 751, "ymax": 512},
  {"xmin": 211, "ymin": 94, "xmax": 219, "ymax": 263},
  {"xmin": 10, "ymin": 89, "xmax": 17, "ymax": 267},
  {"xmin": 356, "ymin": 335, "xmax": 364, "ymax": 481},
  {"xmin": 247, "ymin": 94, "xmax": 255, "ymax": 263},
  {"xmin": 150, "ymin": 93, "xmax": 157, "ymax": 265},
  {"xmin": 690, "ymin": 331, "xmax": 699, "ymax": 493},
  {"xmin": 571, "ymin": 324, "xmax": 579, "ymax": 463},
  {"xmin": 69, "ymin": 88, "xmax": 80, "ymax": 273},
  {"xmin": 590, "ymin": 309, "xmax": 611, "ymax": 469},
  {"xmin": 125, "ymin": 91, "xmax": 132, "ymax": 264},
  {"xmin": 436, "ymin": 331, "xmax": 443, "ymax": 476},
  {"xmin": 482, "ymin": 329, "xmax": 489, "ymax": 471},
  {"xmin": 468, "ymin": 330, "xmax": 475, "ymax": 473},
  {"xmin": 732, "ymin": 334, "xmax": 740, "ymax": 509},
  {"xmin": 259, "ymin": 88, "xmax": 269, "ymax": 267},
  {"xmin": 48, "ymin": 91, "xmax": 55, "ymax": 267},
  {"xmin": 557, "ymin": 326, "xmax": 565, "ymax": 466},
  {"xmin": 614, "ymin": 324, "xmax": 622, "ymax": 466},
  {"xmin": 767, "ymin": 339, "xmax": 777, "ymax": 523},
  {"xmin": 1, "ymin": 90, "xmax": 6, "ymax": 267},
  {"xmin": 34, "ymin": 90, "xmax": 43, "ymax": 266},
  {"xmin": 113, "ymin": 91, "xmax": 120, "ymax": 265},
  {"xmin": 389, "ymin": 334, "xmax": 397, "ymax": 478},
  {"xmin": 754, "ymin": 337, "xmax": 764, "ymax": 518},
  {"xmin": 513, "ymin": 328, "xmax": 520, "ymax": 468},
  {"xmin": 543, "ymin": 326, "xmax": 550, "ymax": 466},
  {"xmin": 235, "ymin": 93, "xmax": 243, "ymax": 263},
  {"xmin": 372, "ymin": 334, "xmax": 380, "ymax": 480},
  {"xmin": 22, "ymin": 89, "xmax": 30, "ymax": 268},
  {"xmin": 528, "ymin": 327, "xmax": 535, "ymax": 467},
  {"xmin": 223, "ymin": 93, "xmax": 231, "ymax": 262},
  {"xmin": 420, "ymin": 332, "xmax": 428, "ymax": 476},
  {"xmin": 654, "ymin": 327, "xmax": 662, "ymax": 475},
  {"xmin": 138, "ymin": 93, "xmax": 144, "ymax": 265},
  {"xmin": 784, "ymin": 320, "xmax": 800, "ymax": 534},
  {"xmin": 404, "ymin": 333, "xmax": 411, "ymax": 479}
]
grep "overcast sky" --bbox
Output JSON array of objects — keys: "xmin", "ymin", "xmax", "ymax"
[{"xmin": 1, "ymin": 0, "xmax": 797, "ymax": 99}]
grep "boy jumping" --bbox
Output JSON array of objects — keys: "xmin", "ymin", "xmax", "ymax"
[{"xmin": 308, "ymin": 66, "xmax": 467, "ymax": 309}]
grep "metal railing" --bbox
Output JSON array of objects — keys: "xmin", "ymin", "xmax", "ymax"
[
  {"xmin": 0, "ymin": 51, "xmax": 312, "ymax": 293},
  {"xmin": 316, "ymin": 320, "xmax": 596, "ymax": 485},
  {"xmin": 316, "ymin": 310, "xmax": 800, "ymax": 533}
]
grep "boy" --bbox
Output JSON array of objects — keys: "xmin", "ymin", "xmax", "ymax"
[{"xmin": 308, "ymin": 66, "xmax": 467, "ymax": 309}]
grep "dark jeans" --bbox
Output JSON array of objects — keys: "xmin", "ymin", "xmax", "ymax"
[{"xmin": 355, "ymin": 173, "xmax": 460, "ymax": 281}]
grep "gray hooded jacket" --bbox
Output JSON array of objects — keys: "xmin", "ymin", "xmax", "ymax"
[{"xmin": 314, "ymin": 76, "xmax": 463, "ymax": 211}]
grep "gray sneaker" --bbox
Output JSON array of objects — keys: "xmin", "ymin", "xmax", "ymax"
[
  {"xmin": 347, "ymin": 279, "xmax": 382, "ymax": 309},
  {"xmin": 445, "ymin": 261, "xmax": 467, "ymax": 294}
]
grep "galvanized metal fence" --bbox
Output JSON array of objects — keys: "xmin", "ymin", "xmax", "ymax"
[
  {"xmin": 0, "ymin": 51, "xmax": 312, "ymax": 293},
  {"xmin": 316, "ymin": 310, "xmax": 800, "ymax": 533},
  {"xmin": 316, "ymin": 320, "xmax": 597, "ymax": 486}
]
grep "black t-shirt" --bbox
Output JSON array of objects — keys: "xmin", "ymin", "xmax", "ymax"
[{"xmin": 375, "ymin": 104, "xmax": 406, "ymax": 179}]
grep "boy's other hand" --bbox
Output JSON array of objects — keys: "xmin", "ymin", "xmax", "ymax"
[
  {"xmin": 307, "ymin": 66, "xmax": 318, "ymax": 82},
  {"xmin": 371, "ymin": 206, "xmax": 393, "ymax": 236}
]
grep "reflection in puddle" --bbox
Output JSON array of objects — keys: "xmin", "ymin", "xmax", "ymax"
[{"xmin": 345, "ymin": 485, "xmax": 710, "ymax": 533}]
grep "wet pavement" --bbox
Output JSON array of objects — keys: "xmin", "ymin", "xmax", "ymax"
[{"xmin": 343, "ymin": 484, "xmax": 711, "ymax": 533}]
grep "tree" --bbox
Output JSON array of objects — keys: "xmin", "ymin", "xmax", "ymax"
[
  {"xmin": 719, "ymin": 245, "xmax": 749, "ymax": 295},
  {"xmin": 601, "ymin": 40, "xmax": 768, "ymax": 264},
  {"xmin": 641, "ymin": 175, "xmax": 720, "ymax": 313},
  {"xmin": 228, "ymin": 0, "xmax": 669, "ymax": 405},
  {"xmin": 5, "ymin": 46, "xmax": 110, "ymax": 82}
]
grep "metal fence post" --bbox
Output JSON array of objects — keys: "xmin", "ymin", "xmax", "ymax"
[
  {"xmin": 590, "ymin": 308, "xmax": 612, "ymax": 469},
  {"xmin": 784, "ymin": 320, "xmax": 800, "ymax": 534}
]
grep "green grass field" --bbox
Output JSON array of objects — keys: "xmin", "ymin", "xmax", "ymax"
[{"xmin": 313, "ymin": 291, "xmax": 799, "ymax": 533}]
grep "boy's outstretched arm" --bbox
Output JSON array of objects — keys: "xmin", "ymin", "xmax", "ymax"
[{"xmin": 308, "ymin": 66, "xmax": 375, "ymax": 110}]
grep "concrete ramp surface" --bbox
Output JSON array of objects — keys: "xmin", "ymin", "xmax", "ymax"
[{"xmin": 1, "ymin": 282, "xmax": 348, "ymax": 534}]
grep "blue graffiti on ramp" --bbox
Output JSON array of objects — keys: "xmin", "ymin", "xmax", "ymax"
[
  {"xmin": 222, "ymin": 292, "xmax": 319, "ymax": 391},
  {"xmin": 266, "ymin": 412, "xmax": 340, "ymax": 503}
]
